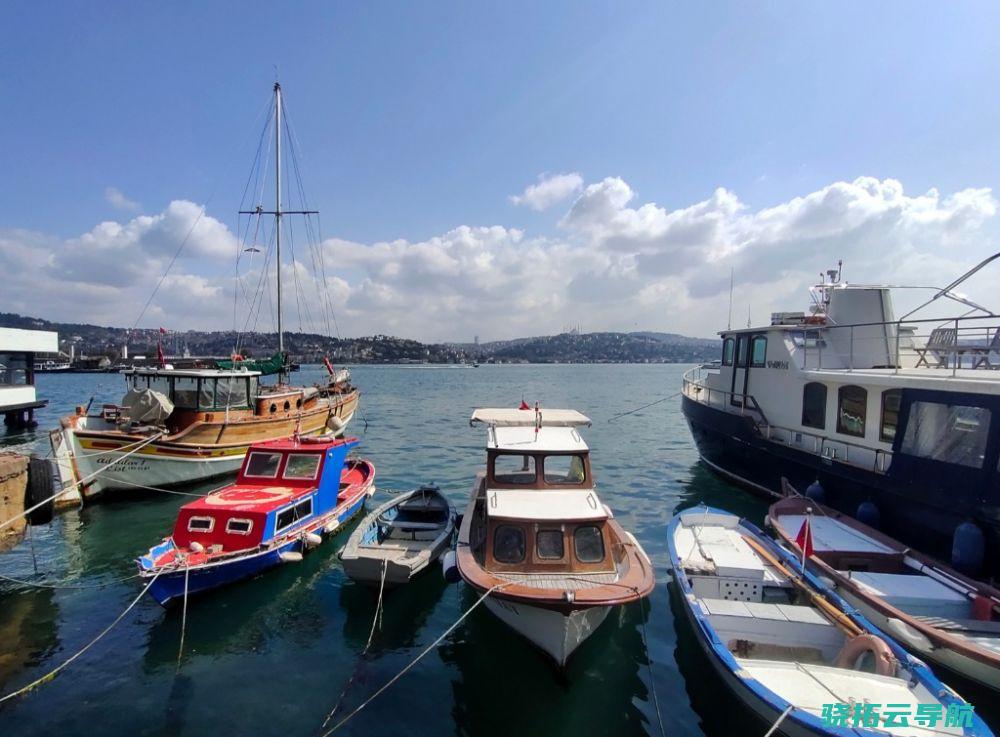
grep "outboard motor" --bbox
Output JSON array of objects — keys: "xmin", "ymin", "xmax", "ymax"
[
  {"xmin": 856, "ymin": 500, "xmax": 880, "ymax": 529},
  {"xmin": 805, "ymin": 479, "xmax": 826, "ymax": 504},
  {"xmin": 952, "ymin": 521, "xmax": 985, "ymax": 577}
]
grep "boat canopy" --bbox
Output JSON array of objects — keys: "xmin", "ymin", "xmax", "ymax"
[
  {"xmin": 487, "ymin": 489, "xmax": 607, "ymax": 521},
  {"xmin": 489, "ymin": 425, "xmax": 589, "ymax": 452},
  {"xmin": 470, "ymin": 407, "xmax": 591, "ymax": 427},
  {"xmin": 215, "ymin": 351, "xmax": 288, "ymax": 376}
]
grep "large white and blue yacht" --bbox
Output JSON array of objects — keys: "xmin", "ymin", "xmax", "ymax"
[{"xmin": 682, "ymin": 257, "xmax": 1000, "ymax": 577}]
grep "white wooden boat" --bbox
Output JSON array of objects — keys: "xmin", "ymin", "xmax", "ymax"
[
  {"xmin": 340, "ymin": 485, "xmax": 455, "ymax": 587},
  {"xmin": 456, "ymin": 407, "xmax": 654, "ymax": 668},
  {"xmin": 769, "ymin": 488, "xmax": 1000, "ymax": 692},
  {"xmin": 668, "ymin": 506, "xmax": 991, "ymax": 737}
]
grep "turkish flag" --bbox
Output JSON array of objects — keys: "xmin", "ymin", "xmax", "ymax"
[
  {"xmin": 519, "ymin": 399, "xmax": 531, "ymax": 410},
  {"xmin": 795, "ymin": 517, "xmax": 814, "ymax": 559}
]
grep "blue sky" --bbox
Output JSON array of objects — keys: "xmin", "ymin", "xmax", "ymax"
[{"xmin": 2, "ymin": 3, "xmax": 999, "ymax": 340}]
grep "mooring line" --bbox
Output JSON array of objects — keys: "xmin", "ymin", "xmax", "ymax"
[
  {"xmin": 321, "ymin": 582, "xmax": 509, "ymax": 736},
  {"xmin": 320, "ymin": 559, "xmax": 388, "ymax": 729},
  {"xmin": 0, "ymin": 569, "xmax": 162, "ymax": 705},
  {"xmin": 607, "ymin": 392, "xmax": 680, "ymax": 423},
  {"xmin": 0, "ymin": 432, "xmax": 164, "ymax": 533},
  {"xmin": 0, "ymin": 571, "xmax": 142, "ymax": 590},
  {"xmin": 637, "ymin": 597, "xmax": 667, "ymax": 737},
  {"xmin": 176, "ymin": 562, "xmax": 191, "ymax": 668}
]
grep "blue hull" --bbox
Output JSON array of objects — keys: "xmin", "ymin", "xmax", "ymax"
[{"xmin": 143, "ymin": 491, "xmax": 368, "ymax": 607}]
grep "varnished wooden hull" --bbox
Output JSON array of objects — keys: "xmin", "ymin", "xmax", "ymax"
[{"xmin": 52, "ymin": 390, "xmax": 359, "ymax": 498}]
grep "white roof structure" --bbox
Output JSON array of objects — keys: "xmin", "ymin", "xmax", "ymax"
[
  {"xmin": 487, "ymin": 489, "xmax": 607, "ymax": 521},
  {"xmin": 470, "ymin": 407, "xmax": 591, "ymax": 427},
  {"xmin": 0, "ymin": 327, "xmax": 58, "ymax": 354},
  {"xmin": 489, "ymin": 425, "xmax": 589, "ymax": 452}
]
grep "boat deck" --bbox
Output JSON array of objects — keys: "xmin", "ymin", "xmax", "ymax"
[{"xmin": 493, "ymin": 570, "xmax": 620, "ymax": 590}]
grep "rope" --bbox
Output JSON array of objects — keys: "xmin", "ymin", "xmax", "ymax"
[
  {"xmin": 637, "ymin": 597, "xmax": 667, "ymax": 737},
  {"xmin": 0, "ymin": 571, "xmax": 142, "ymax": 590},
  {"xmin": 105, "ymin": 477, "xmax": 213, "ymax": 498},
  {"xmin": 320, "ymin": 582, "xmax": 509, "ymax": 735},
  {"xmin": 0, "ymin": 569, "xmax": 163, "ymax": 704},
  {"xmin": 320, "ymin": 560, "xmax": 388, "ymax": 729},
  {"xmin": 763, "ymin": 705, "xmax": 794, "ymax": 737},
  {"xmin": 607, "ymin": 392, "xmax": 680, "ymax": 423},
  {"xmin": 176, "ymin": 563, "xmax": 191, "ymax": 668},
  {"xmin": 0, "ymin": 432, "xmax": 163, "ymax": 533}
]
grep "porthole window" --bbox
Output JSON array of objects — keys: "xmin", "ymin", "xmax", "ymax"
[
  {"xmin": 574, "ymin": 525, "xmax": 605, "ymax": 563},
  {"xmin": 283, "ymin": 400, "xmax": 291, "ymax": 411},
  {"xmin": 269, "ymin": 403, "xmax": 277, "ymax": 414},
  {"xmin": 296, "ymin": 398, "xmax": 303, "ymax": 408},
  {"xmin": 493, "ymin": 525, "xmax": 526, "ymax": 563},
  {"xmin": 226, "ymin": 518, "xmax": 252, "ymax": 535},
  {"xmin": 187, "ymin": 516, "xmax": 214, "ymax": 532},
  {"xmin": 536, "ymin": 529, "xmax": 565, "ymax": 560}
]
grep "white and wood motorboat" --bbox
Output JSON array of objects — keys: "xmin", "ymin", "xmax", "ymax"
[
  {"xmin": 455, "ymin": 406, "xmax": 655, "ymax": 668},
  {"xmin": 668, "ymin": 505, "xmax": 991, "ymax": 736},
  {"xmin": 340, "ymin": 485, "xmax": 455, "ymax": 588},
  {"xmin": 769, "ymin": 486, "xmax": 1000, "ymax": 692}
]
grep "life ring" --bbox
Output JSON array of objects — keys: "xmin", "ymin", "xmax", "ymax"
[
  {"xmin": 804, "ymin": 314, "xmax": 827, "ymax": 325},
  {"xmin": 835, "ymin": 634, "xmax": 895, "ymax": 676}
]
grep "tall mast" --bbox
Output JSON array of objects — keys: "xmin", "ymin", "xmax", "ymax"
[{"xmin": 274, "ymin": 82, "xmax": 283, "ymax": 357}]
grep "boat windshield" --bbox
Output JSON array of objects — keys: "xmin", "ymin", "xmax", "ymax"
[{"xmin": 283, "ymin": 453, "xmax": 321, "ymax": 480}]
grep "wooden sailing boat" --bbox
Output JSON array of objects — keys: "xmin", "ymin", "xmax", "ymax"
[{"xmin": 50, "ymin": 83, "xmax": 360, "ymax": 500}]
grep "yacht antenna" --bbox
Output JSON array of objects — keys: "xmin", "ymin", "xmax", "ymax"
[
  {"xmin": 726, "ymin": 267, "xmax": 734, "ymax": 331},
  {"xmin": 239, "ymin": 82, "xmax": 318, "ymax": 379}
]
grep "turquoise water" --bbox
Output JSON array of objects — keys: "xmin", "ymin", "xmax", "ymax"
[{"xmin": 0, "ymin": 365, "xmax": 995, "ymax": 736}]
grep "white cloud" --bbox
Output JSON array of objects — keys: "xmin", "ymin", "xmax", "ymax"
[
  {"xmin": 509, "ymin": 172, "xmax": 584, "ymax": 211},
  {"xmin": 1, "ymin": 177, "xmax": 997, "ymax": 341},
  {"xmin": 104, "ymin": 186, "xmax": 140, "ymax": 212}
]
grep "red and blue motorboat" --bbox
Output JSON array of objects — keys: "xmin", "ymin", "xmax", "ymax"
[{"xmin": 138, "ymin": 435, "xmax": 375, "ymax": 606}]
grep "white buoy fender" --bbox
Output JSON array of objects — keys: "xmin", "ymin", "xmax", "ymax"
[
  {"xmin": 304, "ymin": 532, "xmax": 322, "ymax": 548},
  {"xmin": 326, "ymin": 415, "xmax": 346, "ymax": 433},
  {"xmin": 324, "ymin": 520, "xmax": 340, "ymax": 534},
  {"xmin": 441, "ymin": 549, "xmax": 460, "ymax": 583},
  {"xmin": 279, "ymin": 551, "xmax": 304, "ymax": 563},
  {"xmin": 190, "ymin": 541, "xmax": 205, "ymax": 553}
]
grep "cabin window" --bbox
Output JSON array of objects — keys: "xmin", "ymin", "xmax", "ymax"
[
  {"xmin": 722, "ymin": 338, "xmax": 735, "ymax": 366},
  {"xmin": 284, "ymin": 454, "xmax": 321, "ymax": 480},
  {"xmin": 536, "ymin": 529, "xmax": 565, "ymax": 560},
  {"xmin": 735, "ymin": 336, "xmax": 749, "ymax": 367},
  {"xmin": 216, "ymin": 377, "xmax": 249, "ymax": 408},
  {"xmin": 574, "ymin": 525, "xmax": 605, "ymax": 563},
  {"xmin": 0, "ymin": 354, "xmax": 28, "ymax": 385},
  {"xmin": 492, "ymin": 454, "xmax": 536, "ymax": 484},
  {"xmin": 750, "ymin": 336, "xmax": 767, "ymax": 367},
  {"xmin": 493, "ymin": 525, "xmax": 525, "ymax": 563},
  {"xmin": 276, "ymin": 497, "xmax": 313, "ymax": 532},
  {"xmin": 836, "ymin": 385, "xmax": 867, "ymax": 438},
  {"xmin": 880, "ymin": 390, "xmax": 902, "ymax": 443},
  {"xmin": 173, "ymin": 377, "xmax": 199, "ymax": 408},
  {"xmin": 199, "ymin": 379, "xmax": 215, "ymax": 409},
  {"xmin": 226, "ymin": 518, "xmax": 253, "ymax": 535},
  {"xmin": 187, "ymin": 516, "xmax": 214, "ymax": 532},
  {"xmin": 245, "ymin": 452, "xmax": 282, "ymax": 478},
  {"xmin": 148, "ymin": 376, "xmax": 171, "ymax": 396},
  {"xmin": 901, "ymin": 402, "xmax": 991, "ymax": 468},
  {"xmin": 543, "ymin": 455, "xmax": 586, "ymax": 485},
  {"xmin": 801, "ymin": 383, "xmax": 827, "ymax": 430}
]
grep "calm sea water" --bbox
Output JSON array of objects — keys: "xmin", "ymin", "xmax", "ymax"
[{"xmin": 1, "ymin": 365, "xmax": 995, "ymax": 736}]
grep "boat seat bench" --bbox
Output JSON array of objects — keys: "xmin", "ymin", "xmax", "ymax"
[
  {"xmin": 381, "ymin": 519, "xmax": 442, "ymax": 531},
  {"xmin": 840, "ymin": 571, "xmax": 971, "ymax": 620}
]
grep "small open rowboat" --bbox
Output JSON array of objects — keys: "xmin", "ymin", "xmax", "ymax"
[
  {"xmin": 138, "ymin": 435, "xmax": 374, "ymax": 606},
  {"xmin": 339, "ymin": 485, "xmax": 456, "ymax": 587},
  {"xmin": 769, "ymin": 485, "xmax": 1000, "ymax": 692},
  {"xmin": 668, "ymin": 506, "xmax": 991, "ymax": 736}
]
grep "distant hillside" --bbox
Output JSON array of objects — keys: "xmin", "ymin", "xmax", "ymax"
[{"xmin": 0, "ymin": 313, "xmax": 719, "ymax": 364}]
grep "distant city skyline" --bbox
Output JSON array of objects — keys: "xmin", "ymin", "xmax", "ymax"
[{"xmin": 2, "ymin": 3, "xmax": 998, "ymax": 342}]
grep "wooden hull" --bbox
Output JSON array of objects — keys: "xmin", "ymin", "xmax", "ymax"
[{"xmin": 52, "ymin": 389, "xmax": 358, "ymax": 498}]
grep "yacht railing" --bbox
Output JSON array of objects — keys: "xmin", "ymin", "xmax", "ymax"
[
  {"xmin": 682, "ymin": 366, "xmax": 893, "ymax": 474},
  {"xmin": 794, "ymin": 313, "xmax": 1000, "ymax": 375}
]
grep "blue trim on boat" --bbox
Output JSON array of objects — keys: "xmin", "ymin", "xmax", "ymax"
[{"xmin": 666, "ymin": 505, "xmax": 993, "ymax": 737}]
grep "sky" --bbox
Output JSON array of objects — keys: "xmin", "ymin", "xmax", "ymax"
[{"xmin": 2, "ymin": 2, "xmax": 999, "ymax": 342}]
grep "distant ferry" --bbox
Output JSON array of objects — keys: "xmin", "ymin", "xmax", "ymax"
[{"xmin": 681, "ymin": 257, "xmax": 1000, "ymax": 576}]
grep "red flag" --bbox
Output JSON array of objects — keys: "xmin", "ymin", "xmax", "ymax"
[
  {"xmin": 519, "ymin": 399, "xmax": 531, "ymax": 410},
  {"xmin": 159, "ymin": 327, "xmax": 167, "ymax": 335},
  {"xmin": 795, "ymin": 516, "xmax": 814, "ymax": 561}
]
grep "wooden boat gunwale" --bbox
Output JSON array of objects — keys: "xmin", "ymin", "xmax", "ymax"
[{"xmin": 768, "ymin": 493, "xmax": 1000, "ymax": 672}]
